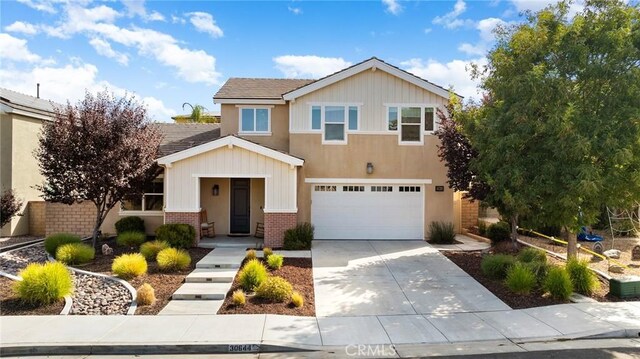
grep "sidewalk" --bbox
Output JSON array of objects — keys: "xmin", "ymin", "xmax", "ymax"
[{"xmin": 2, "ymin": 301, "xmax": 639, "ymax": 357}]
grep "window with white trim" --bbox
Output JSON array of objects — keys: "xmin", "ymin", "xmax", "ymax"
[
  {"xmin": 424, "ymin": 107, "xmax": 436, "ymax": 132},
  {"xmin": 387, "ymin": 105, "xmax": 437, "ymax": 144},
  {"xmin": 310, "ymin": 104, "xmax": 360, "ymax": 144},
  {"xmin": 239, "ymin": 108, "xmax": 270, "ymax": 134},
  {"xmin": 122, "ymin": 175, "xmax": 164, "ymax": 212}
]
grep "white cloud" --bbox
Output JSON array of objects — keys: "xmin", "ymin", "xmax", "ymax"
[
  {"xmin": 382, "ymin": 0, "xmax": 402, "ymax": 15},
  {"xmin": 5, "ymin": 21, "xmax": 38, "ymax": 35},
  {"xmin": 510, "ymin": 0, "xmax": 584, "ymax": 17},
  {"xmin": 273, "ymin": 55, "xmax": 352, "ymax": 78},
  {"xmin": 458, "ymin": 17, "xmax": 508, "ymax": 56},
  {"xmin": 288, "ymin": 6, "xmax": 302, "ymax": 15},
  {"xmin": 400, "ymin": 57, "xmax": 488, "ymax": 100},
  {"xmin": 186, "ymin": 12, "xmax": 224, "ymax": 38},
  {"xmin": 121, "ymin": 0, "xmax": 165, "ymax": 21},
  {"xmin": 432, "ymin": 0, "xmax": 474, "ymax": 29},
  {"xmin": 147, "ymin": 11, "xmax": 165, "ymax": 21},
  {"xmin": 0, "ymin": 33, "xmax": 50, "ymax": 64},
  {"xmin": 15, "ymin": 0, "xmax": 63, "ymax": 14},
  {"xmin": 171, "ymin": 15, "xmax": 186, "ymax": 24},
  {"xmin": 89, "ymin": 37, "xmax": 129, "ymax": 65},
  {"xmin": 424, "ymin": 28, "xmax": 432, "ymax": 34}
]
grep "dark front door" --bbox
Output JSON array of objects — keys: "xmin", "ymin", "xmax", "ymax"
[{"xmin": 230, "ymin": 178, "xmax": 250, "ymax": 234}]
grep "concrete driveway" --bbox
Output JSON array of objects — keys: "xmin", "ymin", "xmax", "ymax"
[{"xmin": 312, "ymin": 240, "xmax": 510, "ymax": 317}]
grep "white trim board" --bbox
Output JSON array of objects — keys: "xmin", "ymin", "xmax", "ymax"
[
  {"xmin": 305, "ymin": 178, "xmax": 433, "ymax": 184},
  {"xmin": 214, "ymin": 98, "xmax": 285, "ymax": 105}
]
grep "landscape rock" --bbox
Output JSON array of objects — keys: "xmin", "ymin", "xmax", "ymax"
[
  {"xmin": 603, "ymin": 249, "xmax": 621, "ymax": 259},
  {"xmin": 101, "ymin": 244, "xmax": 113, "ymax": 256},
  {"xmin": 0, "ymin": 244, "xmax": 48, "ymax": 276},
  {"xmin": 609, "ymin": 264, "xmax": 625, "ymax": 274},
  {"xmin": 632, "ymin": 245, "xmax": 640, "ymax": 261}
]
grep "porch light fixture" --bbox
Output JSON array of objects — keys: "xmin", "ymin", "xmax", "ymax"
[
  {"xmin": 212, "ymin": 184, "xmax": 219, "ymax": 196},
  {"xmin": 366, "ymin": 162, "xmax": 374, "ymax": 174}
]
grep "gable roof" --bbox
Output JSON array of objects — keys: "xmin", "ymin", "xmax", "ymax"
[
  {"xmin": 283, "ymin": 57, "xmax": 461, "ymax": 101},
  {"xmin": 0, "ymin": 87, "xmax": 61, "ymax": 120},
  {"xmin": 213, "ymin": 78, "xmax": 314, "ymax": 104},
  {"xmin": 154, "ymin": 123, "xmax": 221, "ymax": 157},
  {"xmin": 157, "ymin": 135, "xmax": 304, "ymax": 167}
]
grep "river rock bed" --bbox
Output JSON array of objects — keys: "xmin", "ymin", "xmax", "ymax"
[
  {"xmin": 70, "ymin": 272, "xmax": 131, "ymax": 315},
  {"xmin": 0, "ymin": 245, "xmax": 48, "ymax": 276}
]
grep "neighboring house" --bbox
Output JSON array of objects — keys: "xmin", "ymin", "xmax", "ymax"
[
  {"xmin": 0, "ymin": 88, "xmax": 57, "ymax": 237},
  {"xmin": 171, "ymin": 111, "xmax": 221, "ymax": 124},
  {"xmin": 152, "ymin": 57, "xmax": 470, "ymax": 247}
]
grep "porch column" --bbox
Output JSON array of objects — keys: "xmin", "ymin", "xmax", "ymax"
[{"xmin": 264, "ymin": 212, "xmax": 297, "ymax": 248}]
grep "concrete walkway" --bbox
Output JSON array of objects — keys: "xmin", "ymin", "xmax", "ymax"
[{"xmin": 430, "ymin": 234, "xmax": 491, "ymax": 251}]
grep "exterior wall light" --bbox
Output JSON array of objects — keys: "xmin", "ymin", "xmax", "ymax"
[
  {"xmin": 366, "ymin": 162, "xmax": 374, "ymax": 174},
  {"xmin": 212, "ymin": 184, "xmax": 219, "ymax": 196}
]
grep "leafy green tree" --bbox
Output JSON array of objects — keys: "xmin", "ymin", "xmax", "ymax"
[
  {"xmin": 463, "ymin": 0, "xmax": 640, "ymax": 257},
  {"xmin": 182, "ymin": 103, "xmax": 208, "ymax": 123}
]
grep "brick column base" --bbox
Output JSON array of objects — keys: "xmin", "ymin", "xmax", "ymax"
[
  {"xmin": 165, "ymin": 212, "xmax": 201, "ymax": 246},
  {"xmin": 264, "ymin": 212, "xmax": 297, "ymax": 248},
  {"xmin": 461, "ymin": 197, "xmax": 480, "ymax": 230}
]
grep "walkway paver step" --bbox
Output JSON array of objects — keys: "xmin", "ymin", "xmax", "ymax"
[
  {"xmin": 158, "ymin": 300, "xmax": 224, "ymax": 315},
  {"xmin": 185, "ymin": 268, "xmax": 237, "ymax": 283},
  {"xmin": 196, "ymin": 261, "xmax": 241, "ymax": 269},
  {"xmin": 171, "ymin": 283, "xmax": 231, "ymax": 300}
]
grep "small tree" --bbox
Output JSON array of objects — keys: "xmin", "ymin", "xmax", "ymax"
[
  {"xmin": 1, "ymin": 189, "xmax": 23, "ymax": 228},
  {"xmin": 36, "ymin": 90, "xmax": 162, "ymax": 248},
  {"xmin": 182, "ymin": 103, "xmax": 208, "ymax": 123}
]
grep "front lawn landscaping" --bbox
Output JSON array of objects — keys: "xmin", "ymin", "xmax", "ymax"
[
  {"xmin": 219, "ymin": 257, "xmax": 315, "ymax": 316},
  {"xmin": 0, "ymin": 276, "xmax": 64, "ymax": 315}
]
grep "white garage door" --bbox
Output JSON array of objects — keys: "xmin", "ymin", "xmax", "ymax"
[{"xmin": 311, "ymin": 184, "xmax": 424, "ymax": 240}]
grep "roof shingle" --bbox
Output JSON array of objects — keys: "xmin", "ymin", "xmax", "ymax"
[
  {"xmin": 154, "ymin": 123, "xmax": 221, "ymax": 157},
  {"xmin": 0, "ymin": 87, "xmax": 61, "ymax": 117},
  {"xmin": 213, "ymin": 78, "xmax": 314, "ymax": 100}
]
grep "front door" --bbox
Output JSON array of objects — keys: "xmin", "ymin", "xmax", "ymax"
[{"xmin": 230, "ymin": 178, "xmax": 250, "ymax": 234}]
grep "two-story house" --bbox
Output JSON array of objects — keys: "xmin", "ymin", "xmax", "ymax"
[{"xmin": 154, "ymin": 57, "xmax": 463, "ymax": 247}]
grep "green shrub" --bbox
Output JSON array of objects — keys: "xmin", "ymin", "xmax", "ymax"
[
  {"xmin": 481, "ymin": 254, "xmax": 516, "ymax": 279},
  {"xmin": 478, "ymin": 221, "xmax": 488, "ymax": 237},
  {"xmin": 543, "ymin": 266, "xmax": 573, "ymax": 300},
  {"xmin": 428, "ymin": 221, "xmax": 456, "ymax": 244},
  {"xmin": 44, "ymin": 233, "xmax": 81, "ymax": 255},
  {"xmin": 255, "ymin": 276, "xmax": 293, "ymax": 302},
  {"xmin": 267, "ymin": 254, "xmax": 284, "ymax": 270},
  {"xmin": 291, "ymin": 291, "xmax": 304, "ymax": 308},
  {"xmin": 566, "ymin": 258, "xmax": 600, "ymax": 295},
  {"xmin": 140, "ymin": 240, "xmax": 169, "ymax": 261},
  {"xmin": 505, "ymin": 263, "xmax": 537, "ymax": 295},
  {"xmin": 263, "ymin": 247, "xmax": 273, "ymax": 260},
  {"xmin": 14, "ymin": 262, "xmax": 73, "ymax": 305},
  {"xmin": 518, "ymin": 247, "xmax": 547, "ymax": 264},
  {"xmin": 116, "ymin": 231, "xmax": 146, "ymax": 248},
  {"xmin": 487, "ymin": 221, "xmax": 511, "ymax": 243},
  {"xmin": 156, "ymin": 248, "xmax": 191, "ymax": 271},
  {"xmin": 523, "ymin": 260, "xmax": 549, "ymax": 283},
  {"xmin": 155, "ymin": 224, "xmax": 195, "ymax": 249},
  {"xmin": 283, "ymin": 222, "xmax": 314, "ymax": 250},
  {"xmin": 115, "ymin": 216, "xmax": 145, "ymax": 235},
  {"xmin": 238, "ymin": 259, "xmax": 268, "ymax": 291},
  {"xmin": 55, "ymin": 243, "xmax": 95, "ymax": 265},
  {"xmin": 246, "ymin": 249, "xmax": 257, "ymax": 260},
  {"xmin": 112, "ymin": 253, "xmax": 147, "ymax": 279}
]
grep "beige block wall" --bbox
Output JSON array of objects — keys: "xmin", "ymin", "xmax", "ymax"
[
  {"xmin": 291, "ymin": 133, "xmax": 454, "ymax": 237},
  {"xmin": 45, "ymin": 202, "xmax": 96, "ymax": 237},
  {"xmin": 28, "ymin": 201, "xmax": 46, "ymax": 236},
  {"xmin": 200, "ymin": 177, "xmax": 265, "ymax": 235},
  {"xmin": 220, "ymin": 104, "xmax": 290, "ymax": 152},
  {"xmin": 460, "ymin": 197, "xmax": 479, "ymax": 230}
]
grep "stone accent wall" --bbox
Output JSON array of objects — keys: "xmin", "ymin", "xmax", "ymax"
[
  {"xmin": 264, "ymin": 212, "xmax": 297, "ymax": 248},
  {"xmin": 45, "ymin": 201, "xmax": 97, "ymax": 237},
  {"xmin": 165, "ymin": 211, "xmax": 201, "ymax": 245},
  {"xmin": 461, "ymin": 197, "xmax": 479, "ymax": 230},
  {"xmin": 28, "ymin": 201, "xmax": 46, "ymax": 236}
]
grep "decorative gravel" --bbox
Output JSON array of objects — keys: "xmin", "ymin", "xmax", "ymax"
[
  {"xmin": 69, "ymin": 273, "xmax": 131, "ymax": 315},
  {"xmin": 0, "ymin": 245, "xmax": 48, "ymax": 276}
]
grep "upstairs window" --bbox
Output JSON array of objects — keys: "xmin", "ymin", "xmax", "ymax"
[
  {"xmin": 310, "ymin": 104, "xmax": 360, "ymax": 144},
  {"xmin": 387, "ymin": 105, "xmax": 437, "ymax": 145},
  {"xmin": 325, "ymin": 106, "xmax": 345, "ymax": 142},
  {"xmin": 424, "ymin": 107, "xmax": 435, "ymax": 132},
  {"xmin": 311, "ymin": 106, "xmax": 321, "ymax": 130},
  {"xmin": 401, "ymin": 107, "xmax": 421, "ymax": 143},
  {"xmin": 240, "ymin": 108, "xmax": 270, "ymax": 134}
]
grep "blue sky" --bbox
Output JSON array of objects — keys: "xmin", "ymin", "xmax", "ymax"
[{"xmin": 1, "ymin": 0, "xmax": 574, "ymax": 121}]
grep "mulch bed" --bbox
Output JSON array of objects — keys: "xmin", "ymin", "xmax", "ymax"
[
  {"xmin": 0, "ymin": 276, "xmax": 64, "ymax": 315},
  {"xmin": 218, "ymin": 258, "xmax": 315, "ymax": 316},
  {"xmin": 77, "ymin": 237, "xmax": 212, "ymax": 315},
  {"xmin": 443, "ymin": 241, "xmax": 626, "ymax": 309}
]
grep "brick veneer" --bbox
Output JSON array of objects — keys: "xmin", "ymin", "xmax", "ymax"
[
  {"xmin": 45, "ymin": 201, "xmax": 97, "ymax": 237},
  {"xmin": 264, "ymin": 212, "xmax": 297, "ymax": 248},
  {"xmin": 461, "ymin": 197, "xmax": 479, "ymax": 230},
  {"xmin": 28, "ymin": 201, "xmax": 46, "ymax": 236},
  {"xmin": 165, "ymin": 211, "xmax": 201, "ymax": 245}
]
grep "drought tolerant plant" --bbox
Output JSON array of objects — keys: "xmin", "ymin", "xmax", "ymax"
[
  {"xmin": 245, "ymin": 249, "xmax": 257, "ymax": 261},
  {"xmin": 267, "ymin": 254, "xmax": 284, "ymax": 270},
  {"xmin": 116, "ymin": 231, "xmax": 146, "ymax": 248},
  {"xmin": 518, "ymin": 247, "xmax": 547, "ymax": 264},
  {"xmin": 44, "ymin": 233, "xmax": 81, "ymax": 255},
  {"xmin": 543, "ymin": 266, "xmax": 573, "ymax": 300},
  {"xmin": 283, "ymin": 222, "xmax": 314, "ymax": 250},
  {"xmin": 112, "ymin": 253, "xmax": 148, "ymax": 279},
  {"xmin": 238, "ymin": 259, "xmax": 268, "ymax": 291},
  {"xmin": 478, "ymin": 221, "xmax": 488, "ymax": 237},
  {"xmin": 523, "ymin": 261, "xmax": 549, "ymax": 283},
  {"xmin": 232, "ymin": 289, "xmax": 246, "ymax": 306},
  {"xmin": 256, "ymin": 276, "xmax": 293, "ymax": 302},
  {"xmin": 263, "ymin": 247, "xmax": 273, "ymax": 260},
  {"xmin": 291, "ymin": 291, "xmax": 304, "ymax": 308},
  {"xmin": 428, "ymin": 221, "xmax": 456, "ymax": 244},
  {"xmin": 480, "ymin": 254, "xmax": 516, "ymax": 279},
  {"xmin": 55, "ymin": 243, "xmax": 95, "ymax": 265},
  {"xmin": 14, "ymin": 262, "xmax": 73, "ymax": 305},
  {"xmin": 505, "ymin": 263, "xmax": 537, "ymax": 295},
  {"xmin": 156, "ymin": 248, "xmax": 191, "ymax": 271},
  {"xmin": 136, "ymin": 283, "xmax": 156, "ymax": 306},
  {"xmin": 155, "ymin": 224, "xmax": 196, "ymax": 249},
  {"xmin": 115, "ymin": 216, "xmax": 145, "ymax": 235},
  {"xmin": 140, "ymin": 240, "xmax": 169, "ymax": 261},
  {"xmin": 486, "ymin": 222, "xmax": 511, "ymax": 244},
  {"xmin": 566, "ymin": 258, "xmax": 600, "ymax": 296},
  {"xmin": 0, "ymin": 189, "xmax": 22, "ymax": 228}
]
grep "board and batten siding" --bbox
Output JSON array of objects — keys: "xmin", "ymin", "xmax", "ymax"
[
  {"xmin": 290, "ymin": 69, "xmax": 450, "ymax": 132},
  {"xmin": 165, "ymin": 146, "xmax": 297, "ymax": 212}
]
